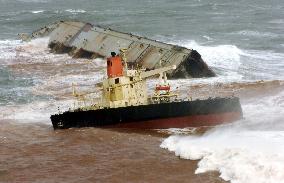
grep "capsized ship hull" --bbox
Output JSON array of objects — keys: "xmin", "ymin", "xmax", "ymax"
[
  {"xmin": 21, "ymin": 21, "xmax": 216, "ymax": 79},
  {"xmin": 51, "ymin": 97, "xmax": 242, "ymax": 130}
]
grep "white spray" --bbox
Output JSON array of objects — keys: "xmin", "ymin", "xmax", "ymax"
[{"xmin": 161, "ymin": 78, "xmax": 284, "ymax": 183}]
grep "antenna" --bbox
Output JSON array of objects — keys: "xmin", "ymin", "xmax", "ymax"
[
  {"xmin": 163, "ymin": 72, "xmax": 168, "ymax": 84},
  {"xmin": 84, "ymin": 59, "xmax": 98, "ymax": 69},
  {"xmin": 72, "ymin": 82, "xmax": 77, "ymax": 96}
]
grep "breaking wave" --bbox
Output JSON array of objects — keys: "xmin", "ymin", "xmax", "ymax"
[
  {"xmin": 0, "ymin": 39, "xmax": 22, "ymax": 61},
  {"xmin": 31, "ymin": 10, "xmax": 45, "ymax": 14},
  {"xmin": 65, "ymin": 9, "xmax": 86, "ymax": 14},
  {"xmin": 161, "ymin": 88, "xmax": 284, "ymax": 183},
  {"xmin": 169, "ymin": 40, "xmax": 284, "ymax": 81},
  {"xmin": 160, "ymin": 39, "xmax": 284, "ymax": 183},
  {"xmin": 233, "ymin": 30, "xmax": 279, "ymax": 38},
  {"xmin": 169, "ymin": 40, "xmax": 243, "ymax": 80},
  {"xmin": 0, "ymin": 38, "xmax": 105, "ymax": 121}
]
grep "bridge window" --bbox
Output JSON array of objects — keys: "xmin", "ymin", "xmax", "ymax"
[{"xmin": 115, "ymin": 78, "xmax": 119, "ymax": 84}]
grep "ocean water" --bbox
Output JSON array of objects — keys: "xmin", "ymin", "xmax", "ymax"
[{"xmin": 0, "ymin": 0, "xmax": 284, "ymax": 182}]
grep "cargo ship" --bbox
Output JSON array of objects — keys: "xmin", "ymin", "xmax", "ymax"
[{"xmin": 50, "ymin": 49, "xmax": 242, "ymax": 130}]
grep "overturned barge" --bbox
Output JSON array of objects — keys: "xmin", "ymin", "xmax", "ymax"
[{"xmin": 51, "ymin": 50, "xmax": 242, "ymax": 130}]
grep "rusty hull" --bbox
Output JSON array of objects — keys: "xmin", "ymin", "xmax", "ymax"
[{"xmin": 27, "ymin": 20, "xmax": 216, "ymax": 78}]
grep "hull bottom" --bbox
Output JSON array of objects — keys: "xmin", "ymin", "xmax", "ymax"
[
  {"xmin": 51, "ymin": 98, "xmax": 243, "ymax": 130},
  {"xmin": 107, "ymin": 111, "xmax": 242, "ymax": 129}
]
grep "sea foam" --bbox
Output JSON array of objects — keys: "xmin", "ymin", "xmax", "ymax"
[
  {"xmin": 65, "ymin": 9, "xmax": 86, "ymax": 14},
  {"xmin": 31, "ymin": 10, "xmax": 45, "ymax": 14},
  {"xmin": 172, "ymin": 40, "xmax": 284, "ymax": 81},
  {"xmin": 161, "ymin": 90, "xmax": 284, "ymax": 183}
]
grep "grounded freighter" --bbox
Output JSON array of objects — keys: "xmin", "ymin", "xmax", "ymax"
[{"xmin": 51, "ymin": 49, "xmax": 242, "ymax": 129}]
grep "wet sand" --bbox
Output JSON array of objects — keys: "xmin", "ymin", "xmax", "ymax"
[{"xmin": 0, "ymin": 120, "xmax": 227, "ymax": 183}]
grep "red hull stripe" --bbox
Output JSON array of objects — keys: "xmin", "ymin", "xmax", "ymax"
[{"xmin": 109, "ymin": 111, "xmax": 242, "ymax": 129}]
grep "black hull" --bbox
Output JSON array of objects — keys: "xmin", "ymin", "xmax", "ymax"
[{"xmin": 51, "ymin": 97, "xmax": 242, "ymax": 130}]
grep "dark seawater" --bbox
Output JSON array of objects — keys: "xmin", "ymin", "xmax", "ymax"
[{"xmin": 0, "ymin": 0, "xmax": 284, "ymax": 182}]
